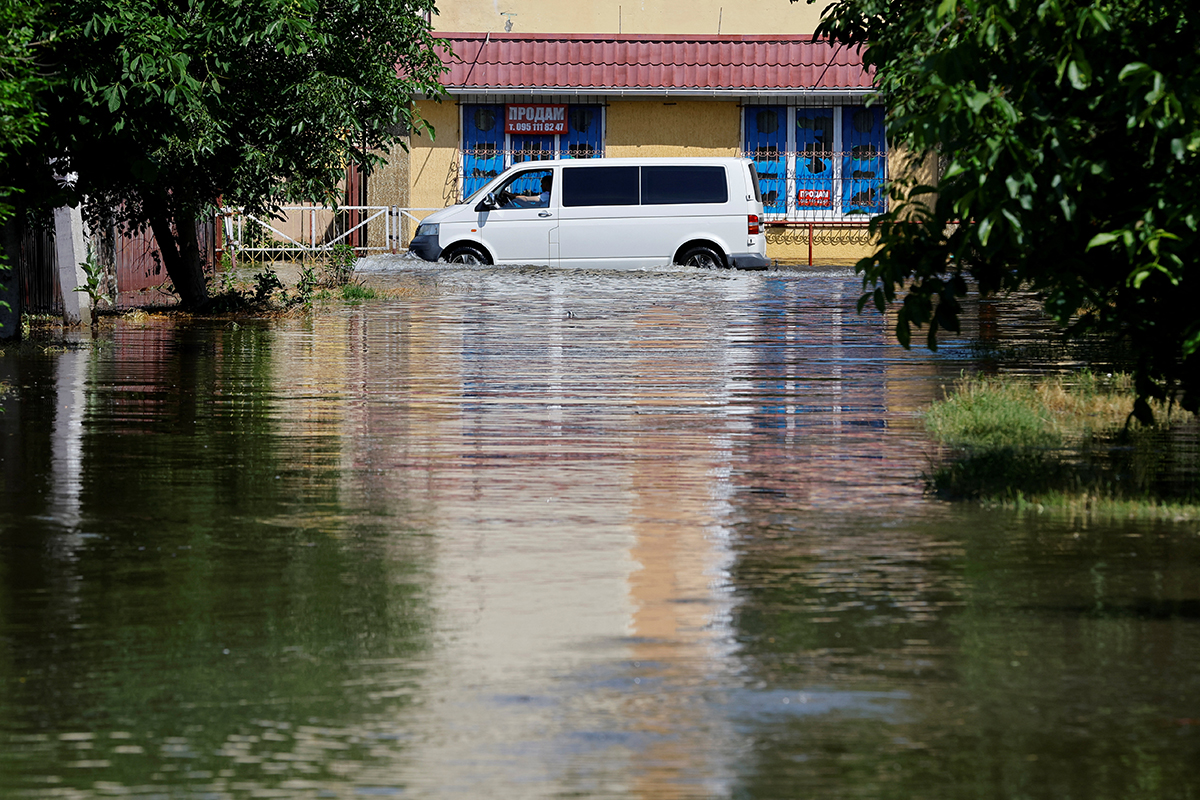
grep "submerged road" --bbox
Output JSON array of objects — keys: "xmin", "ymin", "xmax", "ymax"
[{"xmin": 0, "ymin": 262, "xmax": 1197, "ymax": 798}]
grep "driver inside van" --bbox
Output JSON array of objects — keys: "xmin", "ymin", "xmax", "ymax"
[{"xmin": 498, "ymin": 173, "xmax": 552, "ymax": 209}]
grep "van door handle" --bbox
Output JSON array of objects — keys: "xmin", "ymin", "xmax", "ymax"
[{"xmin": 538, "ymin": 211, "xmax": 552, "ymax": 217}]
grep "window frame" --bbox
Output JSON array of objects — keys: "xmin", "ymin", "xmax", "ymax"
[{"xmin": 741, "ymin": 103, "xmax": 887, "ymax": 222}]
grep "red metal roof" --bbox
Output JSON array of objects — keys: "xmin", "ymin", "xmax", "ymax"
[{"xmin": 435, "ymin": 33, "xmax": 873, "ymax": 94}]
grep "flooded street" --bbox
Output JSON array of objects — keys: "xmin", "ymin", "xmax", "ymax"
[{"xmin": 1, "ymin": 263, "xmax": 1198, "ymax": 798}]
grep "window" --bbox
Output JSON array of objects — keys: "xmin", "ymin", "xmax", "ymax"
[
  {"xmin": 462, "ymin": 103, "xmax": 605, "ymax": 200},
  {"xmin": 462, "ymin": 105, "xmax": 506, "ymax": 199},
  {"xmin": 743, "ymin": 104, "xmax": 887, "ymax": 219},
  {"xmin": 563, "ymin": 166, "xmax": 639, "ymax": 207},
  {"xmin": 747, "ymin": 163, "xmax": 762, "ymax": 204},
  {"xmin": 492, "ymin": 168, "xmax": 554, "ymax": 210},
  {"xmin": 561, "ymin": 165, "xmax": 730, "ymax": 207},
  {"xmin": 641, "ymin": 166, "xmax": 728, "ymax": 205}
]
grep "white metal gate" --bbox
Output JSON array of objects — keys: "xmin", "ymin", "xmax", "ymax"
[{"xmin": 220, "ymin": 206, "xmax": 441, "ymax": 256}]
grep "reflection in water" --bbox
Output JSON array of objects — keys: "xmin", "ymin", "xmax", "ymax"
[{"xmin": 0, "ymin": 264, "xmax": 1197, "ymax": 798}]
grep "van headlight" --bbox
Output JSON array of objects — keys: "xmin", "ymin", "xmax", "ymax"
[{"xmin": 415, "ymin": 223, "xmax": 439, "ymax": 238}]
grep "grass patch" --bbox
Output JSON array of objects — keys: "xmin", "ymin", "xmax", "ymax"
[
  {"xmin": 925, "ymin": 372, "xmax": 1200, "ymax": 517},
  {"xmin": 341, "ymin": 282, "xmax": 378, "ymax": 301}
]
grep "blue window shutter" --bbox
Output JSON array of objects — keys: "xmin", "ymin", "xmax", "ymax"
[
  {"xmin": 795, "ymin": 108, "xmax": 835, "ymax": 215},
  {"xmin": 745, "ymin": 107, "xmax": 787, "ymax": 215},
  {"xmin": 463, "ymin": 104, "xmax": 505, "ymax": 198},
  {"xmin": 562, "ymin": 106, "xmax": 604, "ymax": 158},
  {"xmin": 841, "ymin": 105, "xmax": 887, "ymax": 215}
]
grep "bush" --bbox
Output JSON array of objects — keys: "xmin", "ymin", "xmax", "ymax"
[{"xmin": 322, "ymin": 244, "xmax": 357, "ymax": 287}]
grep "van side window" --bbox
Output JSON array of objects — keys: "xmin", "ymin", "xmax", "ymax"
[
  {"xmin": 493, "ymin": 168, "xmax": 554, "ymax": 209},
  {"xmin": 563, "ymin": 166, "xmax": 639, "ymax": 207},
  {"xmin": 641, "ymin": 166, "xmax": 728, "ymax": 205},
  {"xmin": 747, "ymin": 163, "xmax": 762, "ymax": 203}
]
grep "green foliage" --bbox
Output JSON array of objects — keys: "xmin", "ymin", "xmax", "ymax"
[
  {"xmin": 926, "ymin": 379, "xmax": 1062, "ymax": 450},
  {"xmin": 7, "ymin": 0, "xmax": 446, "ymax": 308},
  {"xmin": 216, "ymin": 251, "xmax": 237, "ymax": 294},
  {"xmin": 341, "ymin": 282, "xmax": 378, "ymax": 301},
  {"xmin": 323, "ymin": 244, "xmax": 357, "ymax": 287},
  {"xmin": 0, "ymin": 0, "xmax": 51, "ymax": 224},
  {"xmin": 73, "ymin": 253, "xmax": 112, "ymax": 310},
  {"xmin": 924, "ymin": 372, "xmax": 1199, "ymax": 506},
  {"xmin": 807, "ymin": 0, "xmax": 1200, "ymax": 419},
  {"xmin": 252, "ymin": 267, "xmax": 284, "ymax": 306},
  {"xmin": 293, "ymin": 263, "xmax": 319, "ymax": 306},
  {"xmin": 1, "ymin": 0, "xmax": 53, "ymax": 330}
]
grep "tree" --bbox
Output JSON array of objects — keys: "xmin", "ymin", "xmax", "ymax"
[
  {"xmin": 1, "ymin": 0, "xmax": 50, "ymax": 221},
  {"xmin": 803, "ymin": 0, "xmax": 1200, "ymax": 420},
  {"xmin": 13, "ymin": 0, "xmax": 446, "ymax": 310},
  {"xmin": 0, "ymin": 0, "xmax": 54, "ymax": 337}
]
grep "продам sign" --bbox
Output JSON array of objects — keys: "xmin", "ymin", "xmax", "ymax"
[
  {"xmin": 797, "ymin": 189, "xmax": 832, "ymax": 207},
  {"xmin": 505, "ymin": 104, "xmax": 568, "ymax": 134}
]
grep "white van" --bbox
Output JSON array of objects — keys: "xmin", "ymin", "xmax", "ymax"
[{"xmin": 408, "ymin": 157, "xmax": 770, "ymax": 270}]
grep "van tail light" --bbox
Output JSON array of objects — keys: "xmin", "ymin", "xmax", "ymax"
[{"xmin": 748, "ymin": 214, "xmax": 760, "ymax": 235}]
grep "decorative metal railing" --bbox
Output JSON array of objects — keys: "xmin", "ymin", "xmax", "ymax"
[{"xmin": 741, "ymin": 147, "xmax": 888, "ymax": 221}]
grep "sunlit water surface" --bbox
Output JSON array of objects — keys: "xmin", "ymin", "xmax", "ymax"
[{"xmin": 1, "ymin": 262, "xmax": 1198, "ymax": 798}]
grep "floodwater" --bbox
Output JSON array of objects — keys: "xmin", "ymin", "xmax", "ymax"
[{"xmin": 1, "ymin": 262, "xmax": 1198, "ymax": 799}]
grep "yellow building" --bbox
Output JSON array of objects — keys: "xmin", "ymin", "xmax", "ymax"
[{"xmin": 374, "ymin": 1, "xmax": 893, "ymax": 264}]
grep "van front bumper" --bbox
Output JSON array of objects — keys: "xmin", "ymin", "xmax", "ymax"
[
  {"xmin": 408, "ymin": 235, "xmax": 442, "ymax": 262},
  {"xmin": 729, "ymin": 253, "xmax": 772, "ymax": 271}
]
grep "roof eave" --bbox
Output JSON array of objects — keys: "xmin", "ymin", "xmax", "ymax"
[{"xmin": 441, "ymin": 87, "xmax": 877, "ymax": 98}]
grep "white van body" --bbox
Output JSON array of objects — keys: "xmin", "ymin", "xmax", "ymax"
[{"xmin": 408, "ymin": 157, "xmax": 770, "ymax": 270}]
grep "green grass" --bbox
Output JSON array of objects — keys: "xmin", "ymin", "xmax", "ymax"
[
  {"xmin": 924, "ymin": 372, "xmax": 1200, "ymax": 517},
  {"xmin": 341, "ymin": 282, "xmax": 378, "ymax": 301}
]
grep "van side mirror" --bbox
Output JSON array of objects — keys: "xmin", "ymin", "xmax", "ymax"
[{"xmin": 475, "ymin": 192, "xmax": 498, "ymax": 212}]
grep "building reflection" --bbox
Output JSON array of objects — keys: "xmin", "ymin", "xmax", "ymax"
[
  {"xmin": 624, "ymin": 301, "xmax": 738, "ymax": 797},
  {"xmin": 317, "ymin": 268, "xmax": 957, "ymax": 795}
]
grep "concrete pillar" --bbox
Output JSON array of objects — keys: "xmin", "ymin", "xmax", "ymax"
[{"xmin": 53, "ymin": 204, "xmax": 92, "ymax": 326}]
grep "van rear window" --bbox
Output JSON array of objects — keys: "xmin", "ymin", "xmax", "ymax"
[
  {"xmin": 641, "ymin": 166, "xmax": 728, "ymax": 205},
  {"xmin": 563, "ymin": 166, "xmax": 639, "ymax": 207}
]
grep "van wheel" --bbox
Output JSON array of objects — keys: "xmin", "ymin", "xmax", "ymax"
[
  {"xmin": 443, "ymin": 244, "xmax": 490, "ymax": 265},
  {"xmin": 679, "ymin": 245, "xmax": 726, "ymax": 269}
]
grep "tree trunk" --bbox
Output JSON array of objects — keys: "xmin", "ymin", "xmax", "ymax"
[
  {"xmin": 145, "ymin": 190, "xmax": 209, "ymax": 310},
  {"xmin": 173, "ymin": 214, "xmax": 208, "ymax": 308}
]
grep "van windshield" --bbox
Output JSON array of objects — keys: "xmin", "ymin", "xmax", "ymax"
[{"xmin": 462, "ymin": 182, "xmax": 494, "ymax": 206}]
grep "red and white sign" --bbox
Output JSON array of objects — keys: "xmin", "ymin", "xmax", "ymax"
[
  {"xmin": 505, "ymin": 104, "xmax": 568, "ymax": 134},
  {"xmin": 797, "ymin": 189, "xmax": 832, "ymax": 207}
]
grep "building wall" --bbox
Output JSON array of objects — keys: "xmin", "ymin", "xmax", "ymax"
[
  {"xmin": 433, "ymin": 0, "xmax": 821, "ymax": 36},
  {"xmin": 389, "ymin": 95, "xmax": 889, "ymax": 263},
  {"xmin": 366, "ymin": 134, "xmax": 409, "ymax": 250},
  {"xmin": 604, "ymin": 100, "xmax": 740, "ymax": 158},
  {"xmin": 369, "ymin": 2, "xmax": 900, "ymax": 262},
  {"xmin": 405, "ymin": 99, "xmax": 462, "ymax": 224},
  {"xmin": 888, "ymin": 144, "xmax": 940, "ymax": 220}
]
